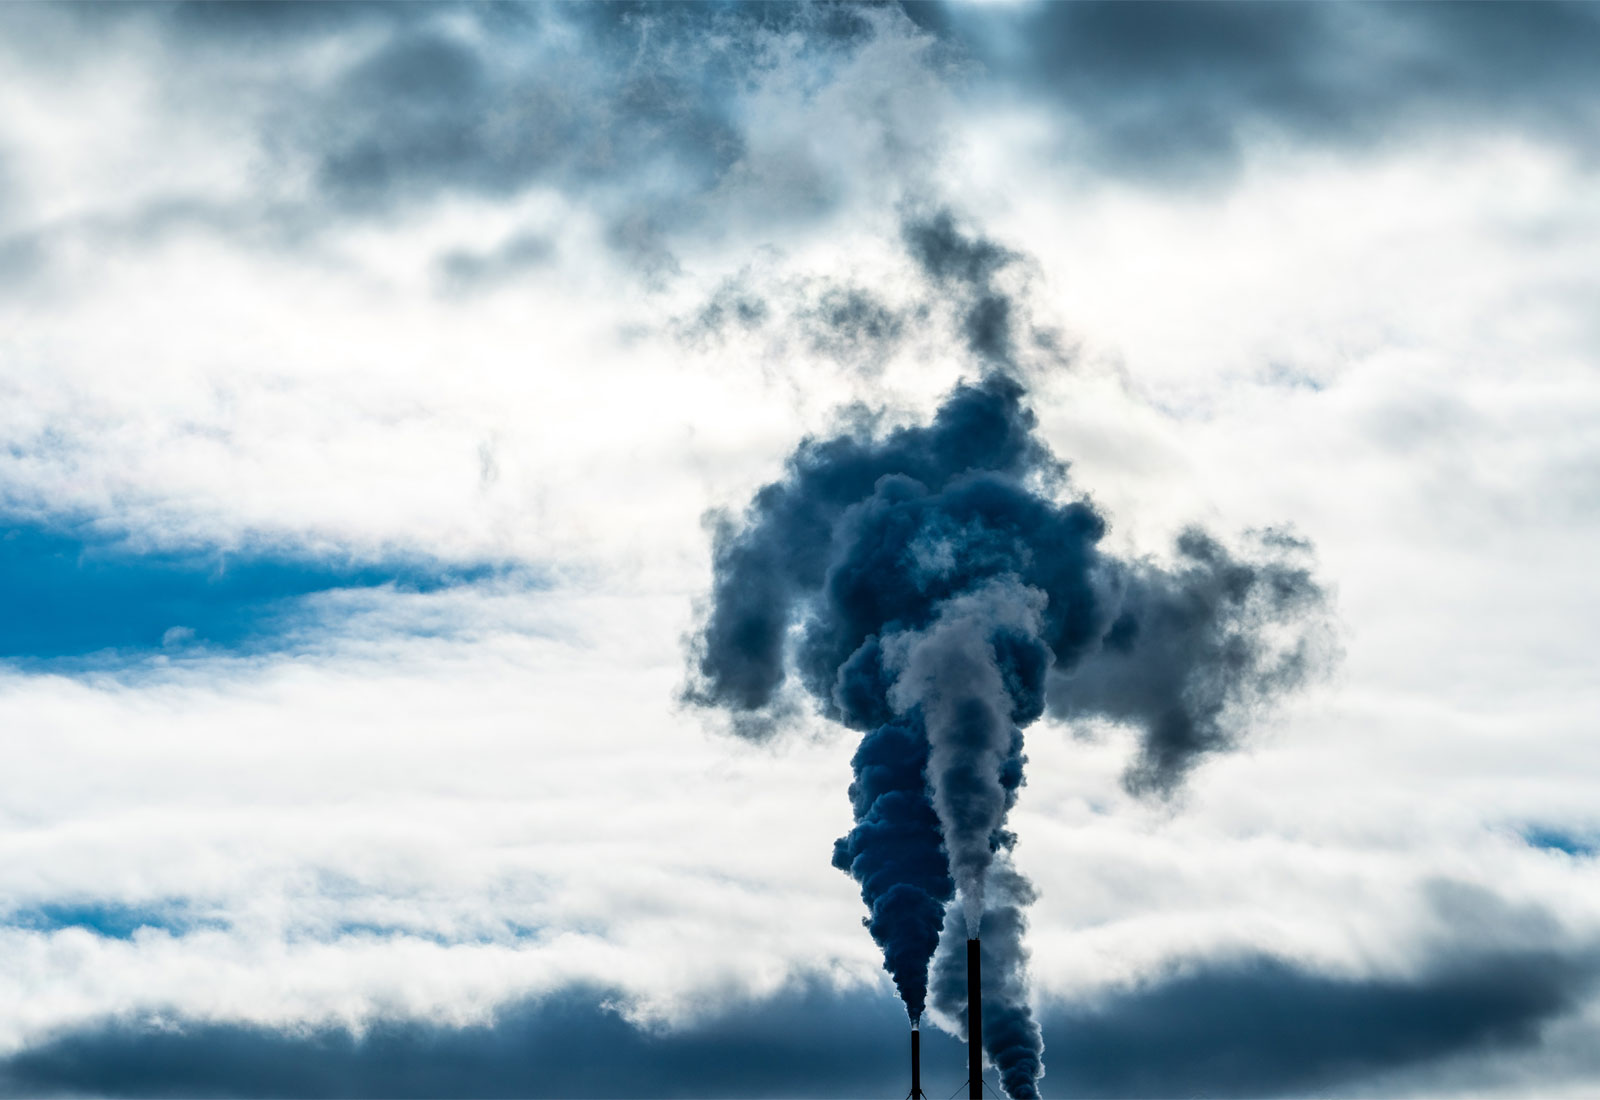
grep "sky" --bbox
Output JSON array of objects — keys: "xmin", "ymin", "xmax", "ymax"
[{"xmin": 1, "ymin": 2, "xmax": 1599, "ymax": 1097}]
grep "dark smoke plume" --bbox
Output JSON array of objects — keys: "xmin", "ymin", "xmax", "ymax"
[
  {"xmin": 1048, "ymin": 526, "xmax": 1330, "ymax": 796},
  {"xmin": 685, "ymin": 211, "xmax": 1331, "ymax": 1097},
  {"xmin": 829, "ymin": 716, "xmax": 952, "ymax": 1020}
]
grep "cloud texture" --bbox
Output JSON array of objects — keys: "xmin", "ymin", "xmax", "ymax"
[{"xmin": 0, "ymin": 2, "xmax": 1598, "ymax": 1097}]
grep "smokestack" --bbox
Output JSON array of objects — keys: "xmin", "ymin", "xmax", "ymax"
[
  {"xmin": 909, "ymin": 1019, "xmax": 925, "ymax": 1099},
  {"xmin": 968, "ymin": 937, "xmax": 983, "ymax": 1100}
]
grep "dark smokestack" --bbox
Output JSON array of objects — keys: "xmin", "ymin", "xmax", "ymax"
[
  {"xmin": 968, "ymin": 938, "xmax": 983, "ymax": 1100},
  {"xmin": 910, "ymin": 1020, "xmax": 925, "ymax": 1099}
]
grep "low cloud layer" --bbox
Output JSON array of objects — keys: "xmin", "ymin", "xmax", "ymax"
[
  {"xmin": 1048, "ymin": 946, "xmax": 1600, "ymax": 1099},
  {"xmin": 6, "ymin": 926, "xmax": 1594, "ymax": 1100}
]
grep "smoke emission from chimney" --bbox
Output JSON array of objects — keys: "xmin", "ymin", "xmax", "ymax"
[{"xmin": 685, "ymin": 210, "xmax": 1333, "ymax": 1098}]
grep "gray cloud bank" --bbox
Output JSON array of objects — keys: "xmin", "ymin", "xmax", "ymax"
[
  {"xmin": 916, "ymin": 1, "xmax": 1600, "ymax": 184},
  {"xmin": 0, "ymin": 2, "xmax": 946, "ymax": 285},
  {"xmin": 176, "ymin": 0, "xmax": 1600, "ymax": 215},
  {"xmin": 179, "ymin": 1, "xmax": 1600, "ymax": 202},
  {"xmin": 7, "ymin": 1, "xmax": 1597, "ymax": 293},
  {"xmin": 4, "ymin": 931, "xmax": 1593, "ymax": 1100}
]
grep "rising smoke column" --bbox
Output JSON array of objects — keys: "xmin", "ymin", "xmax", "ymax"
[
  {"xmin": 829, "ymin": 715, "xmax": 951, "ymax": 1020},
  {"xmin": 930, "ymin": 863, "xmax": 1043, "ymax": 1100},
  {"xmin": 687, "ymin": 373, "xmax": 1103, "ymax": 1099},
  {"xmin": 686, "ymin": 211, "xmax": 1331, "ymax": 1098}
]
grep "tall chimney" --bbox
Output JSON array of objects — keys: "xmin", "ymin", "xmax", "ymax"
[
  {"xmin": 968, "ymin": 937, "xmax": 983, "ymax": 1100},
  {"xmin": 909, "ymin": 1019, "xmax": 924, "ymax": 1099}
]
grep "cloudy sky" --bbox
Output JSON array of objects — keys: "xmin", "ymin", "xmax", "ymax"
[{"xmin": 2, "ymin": 2, "xmax": 1599, "ymax": 1097}]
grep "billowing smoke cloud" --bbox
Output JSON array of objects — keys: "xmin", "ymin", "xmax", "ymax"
[
  {"xmin": 931, "ymin": 863, "xmax": 1044, "ymax": 1100},
  {"xmin": 1049, "ymin": 526, "xmax": 1331, "ymax": 796},
  {"xmin": 685, "ymin": 212, "xmax": 1331, "ymax": 1097},
  {"xmin": 829, "ymin": 715, "xmax": 951, "ymax": 1020},
  {"xmin": 884, "ymin": 580, "xmax": 1045, "ymax": 937}
]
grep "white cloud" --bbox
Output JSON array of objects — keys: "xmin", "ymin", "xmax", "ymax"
[{"xmin": 0, "ymin": 5, "xmax": 1597, "ymax": 1094}]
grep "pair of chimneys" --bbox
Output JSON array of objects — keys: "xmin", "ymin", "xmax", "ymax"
[{"xmin": 908, "ymin": 938, "xmax": 982, "ymax": 1100}]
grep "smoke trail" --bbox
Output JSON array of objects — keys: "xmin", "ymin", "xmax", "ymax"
[
  {"xmin": 882, "ymin": 580, "xmax": 1047, "ymax": 936},
  {"xmin": 686, "ymin": 374, "xmax": 1094, "ymax": 1054},
  {"xmin": 931, "ymin": 862, "xmax": 1044, "ymax": 1099},
  {"xmin": 685, "ymin": 212, "xmax": 1332, "ymax": 1097},
  {"xmin": 829, "ymin": 715, "xmax": 952, "ymax": 1020}
]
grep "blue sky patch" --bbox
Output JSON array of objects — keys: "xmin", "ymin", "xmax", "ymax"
[
  {"xmin": 0, "ymin": 520, "xmax": 532, "ymax": 662},
  {"xmin": 6, "ymin": 899, "xmax": 227, "ymax": 940},
  {"xmin": 1522, "ymin": 827, "xmax": 1597, "ymax": 857}
]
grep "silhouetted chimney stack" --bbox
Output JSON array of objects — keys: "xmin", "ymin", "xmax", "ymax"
[
  {"xmin": 968, "ymin": 938, "xmax": 983, "ymax": 1100},
  {"xmin": 908, "ymin": 1019, "xmax": 925, "ymax": 1099}
]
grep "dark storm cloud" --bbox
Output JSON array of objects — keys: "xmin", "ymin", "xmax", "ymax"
[
  {"xmin": 211, "ymin": 3, "xmax": 880, "ymax": 227},
  {"xmin": 6, "ymin": 0, "xmax": 1597, "ymax": 283},
  {"xmin": 922, "ymin": 1, "xmax": 1600, "ymax": 183},
  {"xmin": 163, "ymin": 1, "xmax": 1600, "ymax": 202},
  {"xmin": 1042, "ymin": 945, "xmax": 1600, "ymax": 1099},
  {"xmin": 0, "ymin": 518, "xmax": 532, "ymax": 665},
  {"xmin": 0, "ymin": 2, "xmax": 937, "ymax": 280},
  {"xmin": 309, "ymin": 25, "xmax": 578, "ymax": 209},
  {"xmin": 0, "ymin": 983, "xmax": 972, "ymax": 1100},
  {"xmin": 6, "ymin": 929, "xmax": 1595, "ymax": 1100}
]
